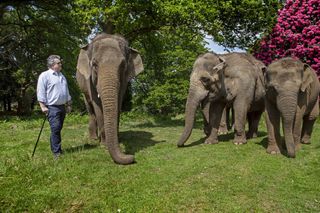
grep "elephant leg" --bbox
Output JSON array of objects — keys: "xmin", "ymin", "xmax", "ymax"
[
  {"xmin": 205, "ymin": 102, "xmax": 225, "ymax": 144},
  {"xmin": 91, "ymin": 98, "xmax": 104, "ymax": 143},
  {"xmin": 301, "ymin": 100, "xmax": 319, "ymax": 144},
  {"xmin": 228, "ymin": 107, "xmax": 235, "ymax": 131},
  {"xmin": 83, "ymin": 95, "xmax": 98, "ymax": 140},
  {"xmin": 265, "ymin": 100, "xmax": 282, "ymax": 154},
  {"xmin": 246, "ymin": 110, "xmax": 263, "ymax": 139},
  {"xmin": 201, "ymin": 97, "xmax": 211, "ymax": 136},
  {"xmin": 218, "ymin": 106, "xmax": 228, "ymax": 135},
  {"xmin": 233, "ymin": 100, "xmax": 248, "ymax": 145}
]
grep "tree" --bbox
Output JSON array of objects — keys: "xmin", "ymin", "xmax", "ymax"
[
  {"xmin": 0, "ymin": 0, "xmax": 282, "ymax": 115},
  {"xmin": 254, "ymin": 0, "xmax": 320, "ymax": 79},
  {"xmin": 73, "ymin": 0, "xmax": 281, "ymax": 114},
  {"xmin": 0, "ymin": 0, "xmax": 86, "ymax": 114},
  {"xmin": 131, "ymin": 27, "xmax": 207, "ymax": 114}
]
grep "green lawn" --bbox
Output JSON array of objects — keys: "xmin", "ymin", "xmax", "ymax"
[{"xmin": 1, "ymin": 112, "xmax": 320, "ymax": 212}]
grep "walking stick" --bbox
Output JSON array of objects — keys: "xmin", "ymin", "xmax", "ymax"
[{"xmin": 32, "ymin": 115, "xmax": 47, "ymax": 158}]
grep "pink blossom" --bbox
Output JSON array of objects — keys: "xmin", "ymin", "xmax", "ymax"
[{"xmin": 254, "ymin": 0, "xmax": 320, "ymax": 78}]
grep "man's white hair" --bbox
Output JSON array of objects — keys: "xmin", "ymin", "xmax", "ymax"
[{"xmin": 47, "ymin": 55, "xmax": 62, "ymax": 68}]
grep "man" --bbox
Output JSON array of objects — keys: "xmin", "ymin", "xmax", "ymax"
[{"xmin": 37, "ymin": 55, "xmax": 72, "ymax": 159}]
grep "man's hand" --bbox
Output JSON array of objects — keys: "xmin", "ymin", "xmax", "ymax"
[
  {"xmin": 66, "ymin": 105, "xmax": 72, "ymax": 113},
  {"xmin": 39, "ymin": 102, "xmax": 48, "ymax": 115},
  {"xmin": 66, "ymin": 100, "xmax": 72, "ymax": 113}
]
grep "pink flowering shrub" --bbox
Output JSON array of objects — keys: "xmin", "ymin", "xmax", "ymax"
[{"xmin": 254, "ymin": 0, "xmax": 320, "ymax": 79}]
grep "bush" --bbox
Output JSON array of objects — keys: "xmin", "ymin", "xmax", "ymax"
[{"xmin": 254, "ymin": 0, "xmax": 320, "ymax": 79}]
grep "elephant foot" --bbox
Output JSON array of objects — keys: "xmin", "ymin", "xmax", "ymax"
[
  {"xmin": 89, "ymin": 131, "xmax": 98, "ymax": 140},
  {"xmin": 301, "ymin": 137, "xmax": 311, "ymax": 144},
  {"xmin": 177, "ymin": 143, "xmax": 185, "ymax": 148},
  {"xmin": 233, "ymin": 137, "xmax": 247, "ymax": 145},
  {"xmin": 233, "ymin": 141, "xmax": 247, "ymax": 145},
  {"xmin": 267, "ymin": 144, "xmax": 281, "ymax": 154},
  {"xmin": 204, "ymin": 138, "xmax": 219, "ymax": 145},
  {"xmin": 218, "ymin": 126, "xmax": 228, "ymax": 135}
]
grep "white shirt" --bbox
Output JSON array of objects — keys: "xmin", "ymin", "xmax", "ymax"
[{"xmin": 37, "ymin": 69, "xmax": 71, "ymax": 105}]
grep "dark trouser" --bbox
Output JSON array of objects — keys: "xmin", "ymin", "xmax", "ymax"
[{"xmin": 47, "ymin": 105, "xmax": 66, "ymax": 155}]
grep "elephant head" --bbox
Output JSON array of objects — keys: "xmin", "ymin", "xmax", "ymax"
[
  {"xmin": 177, "ymin": 53, "xmax": 226, "ymax": 147},
  {"xmin": 265, "ymin": 57, "xmax": 314, "ymax": 157},
  {"xmin": 77, "ymin": 33, "xmax": 143, "ymax": 164}
]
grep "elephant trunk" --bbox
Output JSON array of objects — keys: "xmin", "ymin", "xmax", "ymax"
[
  {"xmin": 277, "ymin": 93, "xmax": 297, "ymax": 158},
  {"xmin": 100, "ymin": 65, "xmax": 134, "ymax": 165},
  {"xmin": 177, "ymin": 86, "xmax": 208, "ymax": 147}
]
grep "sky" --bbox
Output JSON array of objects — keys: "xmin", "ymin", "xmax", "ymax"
[{"xmin": 204, "ymin": 36, "xmax": 245, "ymax": 53}]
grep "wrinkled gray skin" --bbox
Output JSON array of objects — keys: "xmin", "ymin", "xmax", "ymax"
[
  {"xmin": 202, "ymin": 104, "xmax": 233, "ymax": 136},
  {"xmin": 76, "ymin": 33, "xmax": 144, "ymax": 164},
  {"xmin": 178, "ymin": 52, "xmax": 265, "ymax": 146},
  {"xmin": 265, "ymin": 57, "xmax": 320, "ymax": 158},
  {"xmin": 201, "ymin": 53, "xmax": 266, "ymax": 138}
]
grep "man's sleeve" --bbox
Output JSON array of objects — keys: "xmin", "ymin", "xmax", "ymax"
[{"xmin": 37, "ymin": 74, "xmax": 47, "ymax": 104}]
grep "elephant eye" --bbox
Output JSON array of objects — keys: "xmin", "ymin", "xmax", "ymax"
[
  {"xmin": 200, "ymin": 76, "xmax": 211, "ymax": 84},
  {"xmin": 91, "ymin": 60, "xmax": 98, "ymax": 70}
]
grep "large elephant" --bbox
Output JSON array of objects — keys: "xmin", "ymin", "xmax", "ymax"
[
  {"xmin": 76, "ymin": 33, "xmax": 144, "ymax": 164},
  {"xmin": 177, "ymin": 52, "xmax": 265, "ymax": 147},
  {"xmin": 264, "ymin": 57, "xmax": 320, "ymax": 158}
]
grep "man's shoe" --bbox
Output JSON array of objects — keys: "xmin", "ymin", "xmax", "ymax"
[{"xmin": 54, "ymin": 153, "xmax": 61, "ymax": 160}]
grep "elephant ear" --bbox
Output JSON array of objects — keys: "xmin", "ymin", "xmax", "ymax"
[
  {"xmin": 210, "ymin": 57, "xmax": 226, "ymax": 74},
  {"xmin": 201, "ymin": 57, "xmax": 226, "ymax": 88},
  {"xmin": 301, "ymin": 64, "xmax": 314, "ymax": 92},
  {"xmin": 127, "ymin": 48, "xmax": 144, "ymax": 82},
  {"xmin": 77, "ymin": 45, "xmax": 91, "ymax": 80}
]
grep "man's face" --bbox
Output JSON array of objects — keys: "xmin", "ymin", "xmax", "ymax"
[{"xmin": 52, "ymin": 59, "xmax": 62, "ymax": 71}]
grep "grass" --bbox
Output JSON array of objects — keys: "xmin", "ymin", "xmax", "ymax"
[{"xmin": 1, "ymin": 112, "xmax": 320, "ymax": 212}]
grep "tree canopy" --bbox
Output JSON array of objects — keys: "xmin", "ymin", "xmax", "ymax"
[{"xmin": 0, "ymin": 0, "xmax": 282, "ymax": 115}]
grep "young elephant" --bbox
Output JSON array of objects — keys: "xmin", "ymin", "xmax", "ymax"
[
  {"xmin": 264, "ymin": 57, "xmax": 320, "ymax": 158},
  {"xmin": 177, "ymin": 52, "xmax": 265, "ymax": 147}
]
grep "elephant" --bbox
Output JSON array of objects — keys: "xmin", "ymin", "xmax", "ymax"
[
  {"xmin": 177, "ymin": 52, "xmax": 266, "ymax": 147},
  {"xmin": 264, "ymin": 57, "xmax": 320, "ymax": 158},
  {"xmin": 201, "ymin": 101, "xmax": 233, "ymax": 136},
  {"xmin": 76, "ymin": 33, "xmax": 144, "ymax": 164}
]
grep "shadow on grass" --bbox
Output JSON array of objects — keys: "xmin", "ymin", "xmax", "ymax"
[
  {"xmin": 120, "ymin": 130, "xmax": 165, "ymax": 154},
  {"xmin": 182, "ymin": 137, "xmax": 206, "ymax": 147},
  {"xmin": 255, "ymin": 137, "xmax": 268, "ymax": 149},
  {"xmin": 183, "ymin": 133, "xmax": 234, "ymax": 148},
  {"xmin": 64, "ymin": 143, "xmax": 99, "ymax": 154},
  {"xmin": 182, "ymin": 131, "xmax": 268, "ymax": 148},
  {"xmin": 256, "ymin": 136, "xmax": 292, "ymax": 157}
]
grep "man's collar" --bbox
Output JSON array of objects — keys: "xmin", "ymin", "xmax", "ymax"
[{"xmin": 49, "ymin": 69, "xmax": 60, "ymax": 75}]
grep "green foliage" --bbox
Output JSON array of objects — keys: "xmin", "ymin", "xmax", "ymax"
[
  {"xmin": 131, "ymin": 27, "xmax": 207, "ymax": 115},
  {"xmin": 1, "ymin": 0, "xmax": 282, "ymax": 115},
  {"xmin": 71, "ymin": 0, "xmax": 282, "ymax": 114},
  {"xmin": 212, "ymin": 0, "xmax": 283, "ymax": 49},
  {"xmin": 1, "ymin": 113, "xmax": 320, "ymax": 212},
  {"xmin": 0, "ymin": 0, "xmax": 85, "ymax": 113}
]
